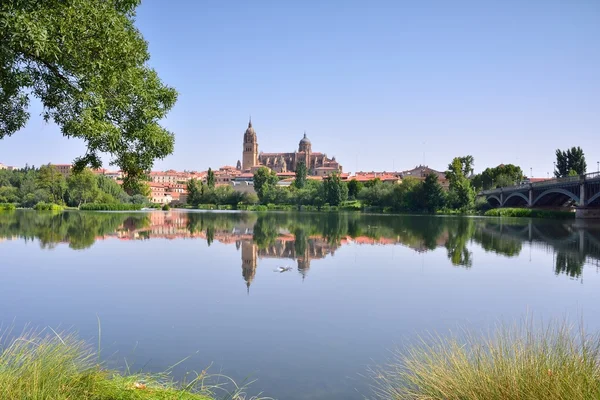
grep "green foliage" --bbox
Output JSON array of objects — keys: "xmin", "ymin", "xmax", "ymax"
[
  {"xmin": 162, "ymin": 203, "xmax": 170, "ymax": 211},
  {"xmin": 206, "ymin": 168, "xmax": 215, "ymax": 189},
  {"xmin": 472, "ymin": 164, "xmax": 523, "ymax": 190},
  {"xmin": 420, "ymin": 173, "xmax": 446, "ymax": 213},
  {"xmin": 484, "ymin": 208, "xmax": 575, "ymax": 219},
  {"xmin": 0, "ymin": 203, "xmax": 16, "ymax": 211},
  {"xmin": 0, "ymin": 0, "xmax": 178, "ymax": 190},
  {"xmin": 370, "ymin": 319, "xmax": 600, "ymax": 400},
  {"xmin": 555, "ymin": 147, "xmax": 587, "ymax": 177},
  {"xmin": 253, "ymin": 167, "xmax": 279, "ymax": 202},
  {"xmin": 446, "ymin": 156, "xmax": 476, "ymax": 210},
  {"xmin": 80, "ymin": 203, "xmax": 142, "ymax": 211},
  {"xmin": 186, "ymin": 178, "xmax": 202, "ymax": 206},
  {"xmin": 322, "ymin": 173, "xmax": 348, "ymax": 206},
  {"xmin": 294, "ymin": 162, "xmax": 307, "ymax": 189},
  {"xmin": 67, "ymin": 169, "xmax": 99, "ymax": 206},
  {"xmin": 347, "ymin": 179, "xmax": 363, "ymax": 199},
  {"xmin": 33, "ymin": 202, "xmax": 64, "ymax": 211},
  {"xmin": 36, "ymin": 165, "xmax": 66, "ymax": 204},
  {"xmin": 0, "ymin": 166, "xmax": 136, "ymax": 207}
]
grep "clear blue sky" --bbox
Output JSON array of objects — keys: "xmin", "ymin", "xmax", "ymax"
[{"xmin": 1, "ymin": 0, "xmax": 598, "ymax": 176}]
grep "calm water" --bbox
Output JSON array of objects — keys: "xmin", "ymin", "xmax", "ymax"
[{"xmin": 1, "ymin": 210, "xmax": 600, "ymax": 399}]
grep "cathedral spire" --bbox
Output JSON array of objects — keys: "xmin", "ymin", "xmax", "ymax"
[{"xmin": 248, "ymin": 116, "xmax": 252, "ymax": 128}]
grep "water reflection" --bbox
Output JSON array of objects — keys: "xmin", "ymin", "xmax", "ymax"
[{"xmin": 1, "ymin": 210, "xmax": 599, "ymax": 281}]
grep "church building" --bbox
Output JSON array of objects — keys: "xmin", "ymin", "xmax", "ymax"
[{"xmin": 239, "ymin": 119, "xmax": 342, "ymax": 175}]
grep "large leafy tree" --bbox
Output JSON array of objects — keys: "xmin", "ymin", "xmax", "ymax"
[
  {"xmin": 421, "ymin": 173, "xmax": 446, "ymax": 213},
  {"xmin": 555, "ymin": 147, "xmax": 586, "ymax": 177},
  {"xmin": 253, "ymin": 167, "xmax": 278, "ymax": 202},
  {"xmin": 322, "ymin": 172, "xmax": 348, "ymax": 206},
  {"xmin": 471, "ymin": 164, "xmax": 523, "ymax": 190},
  {"xmin": 36, "ymin": 164, "xmax": 66, "ymax": 204},
  {"xmin": 186, "ymin": 178, "xmax": 201, "ymax": 206},
  {"xmin": 446, "ymin": 156, "xmax": 475, "ymax": 210},
  {"xmin": 67, "ymin": 169, "xmax": 99, "ymax": 206},
  {"xmin": 0, "ymin": 0, "xmax": 177, "ymax": 193}
]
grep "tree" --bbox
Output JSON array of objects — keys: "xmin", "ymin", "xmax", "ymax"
[
  {"xmin": 347, "ymin": 179, "xmax": 363, "ymax": 200},
  {"xmin": 207, "ymin": 168, "xmax": 215, "ymax": 189},
  {"xmin": 186, "ymin": 178, "xmax": 201, "ymax": 206},
  {"xmin": 471, "ymin": 164, "xmax": 523, "ymax": 190},
  {"xmin": 294, "ymin": 162, "xmax": 307, "ymax": 189},
  {"xmin": 36, "ymin": 165, "xmax": 66, "ymax": 204},
  {"xmin": 421, "ymin": 173, "xmax": 446, "ymax": 213},
  {"xmin": 322, "ymin": 173, "xmax": 348, "ymax": 206},
  {"xmin": 446, "ymin": 157, "xmax": 475, "ymax": 210},
  {"xmin": 253, "ymin": 167, "xmax": 278, "ymax": 202},
  {"xmin": 0, "ymin": 0, "xmax": 177, "ymax": 192},
  {"xmin": 555, "ymin": 147, "xmax": 586, "ymax": 178},
  {"xmin": 67, "ymin": 169, "xmax": 99, "ymax": 206}
]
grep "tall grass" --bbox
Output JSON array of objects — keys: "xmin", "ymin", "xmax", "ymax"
[
  {"xmin": 33, "ymin": 202, "xmax": 64, "ymax": 211},
  {"xmin": 371, "ymin": 319, "xmax": 600, "ymax": 400},
  {"xmin": 484, "ymin": 208, "xmax": 574, "ymax": 219},
  {"xmin": 0, "ymin": 328, "xmax": 269, "ymax": 400},
  {"xmin": 0, "ymin": 203, "xmax": 16, "ymax": 211},
  {"xmin": 80, "ymin": 203, "xmax": 143, "ymax": 211}
]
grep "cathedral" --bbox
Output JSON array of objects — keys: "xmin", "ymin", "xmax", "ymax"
[{"xmin": 239, "ymin": 119, "xmax": 342, "ymax": 175}]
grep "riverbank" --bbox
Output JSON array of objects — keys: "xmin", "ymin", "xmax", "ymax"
[
  {"xmin": 0, "ymin": 330, "xmax": 257, "ymax": 400},
  {"xmin": 371, "ymin": 320, "xmax": 600, "ymax": 400},
  {"xmin": 484, "ymin": 207, "xmax": 575, "ymax": 219}
]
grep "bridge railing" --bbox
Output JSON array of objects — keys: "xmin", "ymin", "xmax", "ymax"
[{"xmin": 480, "ymin": 172, "xmax": 599, "ymax": 196}]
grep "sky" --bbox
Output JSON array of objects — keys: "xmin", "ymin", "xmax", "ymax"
[{"xmin": 1, "ymin": 0, "xmax": 599, "ymax": 176}]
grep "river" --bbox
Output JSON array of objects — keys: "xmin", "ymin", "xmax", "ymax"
[{"xmin": 1, "ymin": 210, "xmax": 599, "ymax": 399}]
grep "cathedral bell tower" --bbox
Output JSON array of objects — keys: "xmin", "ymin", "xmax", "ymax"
[{"xmin": 242, "ymin": 118, "xmax": 258, "ymax": 171}]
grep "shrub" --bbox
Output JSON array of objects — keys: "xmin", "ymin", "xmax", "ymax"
[
  {"xmin": 371, "ymin": 319, "xmax": 600, "ymax": 400},
  {"xmin": 0, "ymin": 203, "xmax": 16, "ymax": 211},
  {"xmin": 79, "ymin": 203, "xmax": 143, "ymax": 211},
  {"xmin": 0, "ymin": 329, "xmax": 259, "ymax": 400},
  {"xmin": 485, "ymin": 208, "xmax": 574, "ymax": 219},
  {"xmin": 162, "ymin": 204, "xmax": 170, "ymax": 211},
  {"xmin": 33, "ymin": 202, "xmax": 64, "ymax": 211}
]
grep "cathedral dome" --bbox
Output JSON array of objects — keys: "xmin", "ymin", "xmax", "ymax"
[{"xmin": 299, "ymin": 132, "xmax": 311, "ymax": 145}]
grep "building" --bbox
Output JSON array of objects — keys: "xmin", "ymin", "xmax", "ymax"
[
  {"xmin": 52, "ymin": 164, "xmax": 72, "ymax": 177},
  {"xmin": 148, "ymin": 182, "xmax": 173, "ymax": 204},
  {"xmin": 92, "ymin": 168, "xmax": 123, "ymax": 180},
  {"xmin": 401, "ymin": 165, "xmax": 449, "ymax": 189},
  {"xmin": 240, "ymin": 119, "xmax": 342, "ymax": 175}
]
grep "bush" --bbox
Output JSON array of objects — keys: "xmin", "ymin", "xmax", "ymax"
[
  {"xmin": 79, "ymin": 203, "xmax": 143, "ymax": 211},
  {"xmin": 371, "ymin": 319, "xmax": 600, "ymax": 400},
  {"xmin": 485, "ymin": 208, "xmax": 574, "ymax": 219},
  {"xmin": 162, "ymin": 204, "xmax": 170, "ymax": 211},
  {"xmin": 0, "ymin": 203, "xmax": 16, "ymax": 211},
  {"xmin": 33, "ymin": 202, "xmax": 64, "ymax": 211},
  {"xmin": 0, "ymin": 329, "xmax": 255, "ymax": 400}
]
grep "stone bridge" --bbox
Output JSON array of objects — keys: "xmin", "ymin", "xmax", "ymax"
[{"xmin": 479, "ymin": 172, "xmax": 600, "ymax": 218}]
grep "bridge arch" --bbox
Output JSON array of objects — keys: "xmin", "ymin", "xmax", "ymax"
[
  {"xmin": 503, "ymin": 192, "xmax": 529, "ymax": 207},
  {"xmin": 487, "ymin": 195, "xmax": 502, "ymax": 207},
  {"xmin": 587, "ymin": 192, "xmax": 600, "ymax": 206},
  {"xmin": 532, "ymin": 188, "xmax": 579, "ymax": 207}
]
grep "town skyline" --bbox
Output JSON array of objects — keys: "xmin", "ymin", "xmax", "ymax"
[{"xmin": 0, "ymin": 1, "xmax": 597, "ymax": 177}]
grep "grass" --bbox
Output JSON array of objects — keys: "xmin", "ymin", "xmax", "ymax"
[
  {"xmin": 0, "ymin": 328, "xmax": 268, "ymax": 400},
  {"xmin": 33, "ymin": 202, "xmax": 65, "ymax": 211},
  {"xmin": 370, "ymin": 319, "xmax": 600, "ymax": 400},
  {"xmin": 0, "ymin": 203, "xmax": 16, "ymax": 211},
  {"xmin": 484, "ymin": 207, "xmax": 575, "ymax": 219},
  {"xmin": 80, "ymin": 203, "xmax": 143, "ymax": 211}
]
